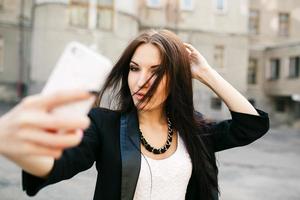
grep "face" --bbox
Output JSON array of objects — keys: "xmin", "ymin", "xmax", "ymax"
[{"xmin": 128, "ymin": 43, "xmax": 168, "ymax": 111}]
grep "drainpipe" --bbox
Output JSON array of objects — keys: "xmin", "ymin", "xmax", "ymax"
[{"xmin": 17, "ymin": 0, "xmax": 25, "ymax": 99}]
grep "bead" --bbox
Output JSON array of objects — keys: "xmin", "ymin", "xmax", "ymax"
[
  {"xmin": 140, "ymin": 117, "xmax": 173, "ymax": 155},
  {"xmin": 153, "ymin": 149, "xmax": 160, "ymax": 154}
]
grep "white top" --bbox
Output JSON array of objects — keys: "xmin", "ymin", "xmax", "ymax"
[{"xmin": 133, "ymin": 134, "xmax": 193, "ymax": 200}]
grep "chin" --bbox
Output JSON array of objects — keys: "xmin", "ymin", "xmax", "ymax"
[{"xmin": 135, "ymin": 102, "xmax": 163, "ymax": 112}]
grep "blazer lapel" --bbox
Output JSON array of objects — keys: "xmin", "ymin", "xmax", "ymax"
[{"xmin": 120, "ymin": 109, "xmax": 141, "ymax": 200}]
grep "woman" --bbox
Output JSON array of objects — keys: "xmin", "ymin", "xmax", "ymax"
[{"xmin": 15, "ymin": 30, "xmax": 268, "ymax": 200}]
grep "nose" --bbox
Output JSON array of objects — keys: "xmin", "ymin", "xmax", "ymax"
[{"xmin": 137, "ymin": 72, "xmax": 150, "ymax": 89}]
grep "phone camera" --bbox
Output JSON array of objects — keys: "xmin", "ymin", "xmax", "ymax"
[{"xmin": 71, "ymin": 46, "xmax": 77, "ymax": 55}]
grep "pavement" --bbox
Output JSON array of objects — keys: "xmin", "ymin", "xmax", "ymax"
[
  {"xmin": 0, "ymin": 103, "xmax": 300, "ymax": 200},
  {"xmin": 217, "ymin": 127, "xmax": 300, "ymax": 200}
]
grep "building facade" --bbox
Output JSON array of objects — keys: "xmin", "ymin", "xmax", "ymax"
[
  {"xmin": 16, "ymin": 0, "xmax": 250, "ymax": 121},
  {"xmin": 0, "ymin": 0, "xmax": 33, "ymax": 102},
  {"xmin": 0, "ymin": 0, "xmax": 299, "ymax": 126},
  {"xmin": 248, "ymin": 0, "xmax": 300, "ymax": 127}
]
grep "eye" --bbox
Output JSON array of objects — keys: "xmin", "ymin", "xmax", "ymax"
[
  {"xmin": 151, "ymin": 66, "xmax": 160, "ymax": 74},
  {"xmin": 129, "ymin": 65, "xmax": 139, "ymax": 72}
]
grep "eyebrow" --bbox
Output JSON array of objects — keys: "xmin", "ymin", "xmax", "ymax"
[{"xmin": 130, "ymin": 60, "xmax": 160, "ymax": 68}]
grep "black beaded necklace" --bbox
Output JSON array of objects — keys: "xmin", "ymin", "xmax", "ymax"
[{"xmin": 139, "ymin": 118, "xmax": 174, "ymax": 154}]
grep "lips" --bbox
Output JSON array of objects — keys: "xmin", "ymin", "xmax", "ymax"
[{"xmin": 134, "ymin": 92, "xmax": 145, "ymax": 100}]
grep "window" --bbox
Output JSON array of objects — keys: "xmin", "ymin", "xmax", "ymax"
[
  {"xmin": 214, "ymin": 45, "xmax": 224, "ymax": 68},
  {"xmin": 180, "ymin": 0, "xmax": 194, "ymax": 11},
  {"xmin": 248, "ymin": 58, "xmax": 258, "ymax": 84},
  {"xmin": 289, "ymin": 56, "xmax": 300, "ymax": 78},
  {"xmin": 69, "ymin": 0, "xmax": 89, "ymax": 28},
  {"xmin": 275, "ymin": 97, "xmax": 286, "ymax": 112},
  {"xmin": 216, "ymin": 0, "xmax": 224, "ymax": 10},
  {"xmin": 279, "ymin": 13, "xmax": 289, "ymax": 36},
  {"xmin": 214, "ymin": 0, "xmax": 227, "ymax": 13},
  {"xmin": 249, "ymin": 9, "xmax": 259, "ymax": 35},
  {"xmin": 97, "ymin": 0, "xmax": 113, "ymax": 7},
  {"xmin": 0, "ymin": 38, "xmax": 3, "ymax": 72},
  {"xmin": 97, "ymin": 0, "xmax": 114, "ymax": 30},
  {"xmin": 211, "ymin": 97, "xmax": 222, "ymax": 110},
  {"xmin": 295, "ymin": 101, "xmax": 300, "ymax": 119},
  {"xmin": 165, "ymin": 0, "xmax": 179, "ymax": 24},
  {"xmin": 146, "ymin": 0, "xmax": 161, "ymax": 8},
  {"xmin": 269, "ymin": 58, "xmax": 280, "ymax": 80}
]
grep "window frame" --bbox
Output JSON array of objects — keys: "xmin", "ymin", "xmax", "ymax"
[
  {"xmin": 249, "ymin": 9, "xmax": 259, "ymax": 35},
  {"xmin": 180, "ymin": 0, "xmax": 194, "ymax": 11},
  {"xmin": 288, "ymin": 56, "xmax": 300, "ymax": 79},
  {"xmin": 146, "ymin": 0, "xmax": 162, "ymax": 9},
  {"xmin": 0, "ymin": 38, "xmax": 4, "ymax": 73},
  {"xmin": 214, "ymin": 45, "xmax": 225, "ymax": 69},
  {"xmin": 248, "ymin": 58, "xmax": 258, "ymax": 84},
  {"xmin": 68, "ymin": 0, "xmax": 90, "ymax": 28},
  {"xmin": 214, "ymin": 0, "xmax": 228, "ymax": 15},
  {"xmin": 269, "ymin": 58, "xmax": 281, "ymax": 80},
  {"xmin": 96, "ymin": 0, "xmax": 114, "ymax": 31},
  {"xmin": 278, "ymin": 12, "xmax": 290, "ymax": 37}
]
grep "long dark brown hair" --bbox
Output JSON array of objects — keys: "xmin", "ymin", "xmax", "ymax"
[{"xmin": 95, "ymin": 29, "xmax": 219, "ymax": 199}]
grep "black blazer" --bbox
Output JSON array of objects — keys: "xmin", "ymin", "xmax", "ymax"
[{"xmin": 22, "ymin": 107, "xmax": 269, "ymax": 200}]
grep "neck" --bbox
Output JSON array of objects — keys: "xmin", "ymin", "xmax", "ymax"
[{"xmin": 137, "ymin": 106, "xmax": 167, "ymax": 126}]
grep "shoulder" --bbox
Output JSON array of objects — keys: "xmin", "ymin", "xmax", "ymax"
[{"xmin": 88, "ymin": 107, "xmax": 121, "ymax": 124}]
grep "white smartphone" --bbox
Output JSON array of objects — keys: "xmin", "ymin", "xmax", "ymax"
[{"xmin": 42, "ymin": 42, "xmax": 112, "ymax": 115}]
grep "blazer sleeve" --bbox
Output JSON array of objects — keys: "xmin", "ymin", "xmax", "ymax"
[
  {"xmin": 206, "ymin": 108, "xmax": 270, "ymax": 152},
  {"xmin": 22, "ymin": 108, "xmax": 102, "ymax": 196}
]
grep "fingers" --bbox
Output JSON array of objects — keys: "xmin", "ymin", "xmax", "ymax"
[
  {"xmin": 44, "ymin": 90, "xmax": 94, "ymax": 110},
  {"xmin": 19, "ymin": 128, "xmax": 83, "ymax": 149},
  {"xmin": 16, "ymin": 111, "xmax": 90, "ymax": 130},
  {"xmin": 184, "ymin": 43, "xmax": 195, "ymax": 52},
  {"xmin": 21, "ymin": 143, "xmax": 63, "ymax": 158},
  {"xmin": 22, "ymin": 90, "xmax": 93, "ymax": 110},
  {"xmin": 184, "ymin": 43, "xmax": 206, "ymax": 63},
  {"xmin": 185, "ymin": 47, "xmax": 192, "ymax": 55},
  {"xmin": 184, "ymin": 43, "xmax": 198, "ymax": 59}
]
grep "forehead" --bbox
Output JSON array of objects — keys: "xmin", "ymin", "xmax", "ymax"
[{"xmin": 131, "ymin": 43, "xmax": 161, "ymax": 66}]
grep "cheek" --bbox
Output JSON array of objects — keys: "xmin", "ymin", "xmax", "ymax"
[
  {"xmin": 154, "ymin": 78, "xmax": 168, "ymax": 101},
  {"xmin": 127, "ymin": 73, "xmax": 135, "ymax": 92}
]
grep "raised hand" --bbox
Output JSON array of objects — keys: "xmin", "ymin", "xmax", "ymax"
[{"xmin": 184, "ymin": 43, "xmax": 212, "ymax": 83}]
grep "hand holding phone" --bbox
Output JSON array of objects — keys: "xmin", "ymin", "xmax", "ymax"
[{"xmin": 42, "ymin": 42, "xmax": 112, "ymax": 115}]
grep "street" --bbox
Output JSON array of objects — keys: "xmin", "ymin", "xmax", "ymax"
[{"xmin": 0, "ymin": 104, "xmax": 299, "ymax": 200}]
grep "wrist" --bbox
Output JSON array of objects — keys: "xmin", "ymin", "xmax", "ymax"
[{"xmin": 195, "ymin": 66, "xmax": 218, "ymax": 85}]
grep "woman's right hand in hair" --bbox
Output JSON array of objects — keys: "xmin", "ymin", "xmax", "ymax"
[
  {"xmin": 184, "ymin": 43, "xmax": 212, "ymax": 81},
  {"xmin": 0, "ymin": 90, "xmax": 92, "ymax": 159}
]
